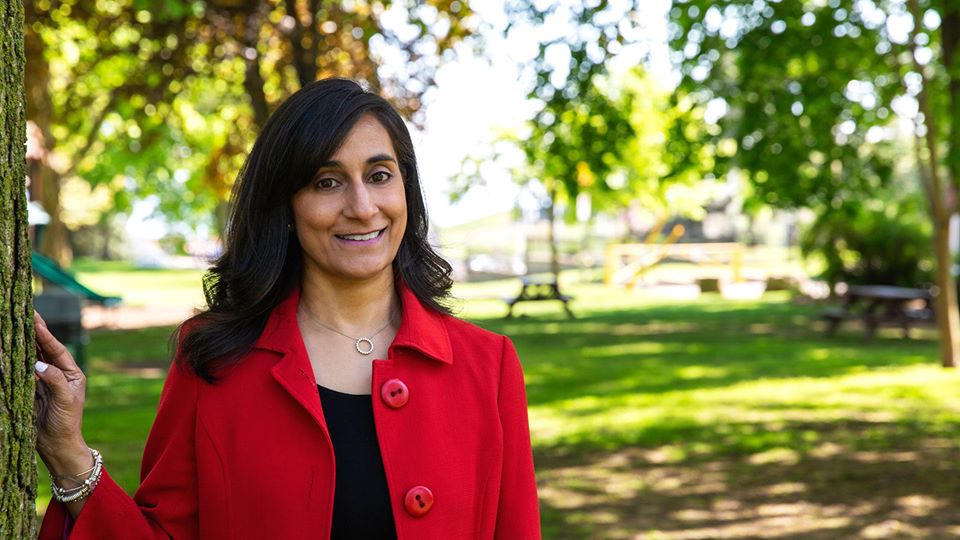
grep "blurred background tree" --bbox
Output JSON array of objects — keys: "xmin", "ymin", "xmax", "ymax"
[
  {"xmin": 667, "ymin": 0, "xmax": 959, "ymax": 367},
  {"xmin": 800, "ymin": 183, "xmax": 933, "ymax": 288},
  {"xmin": 450, "ymin": 0, "xmax": 721, "ymax": 281},
  {"xmin": 25, "ymin": 0, "xmax": 475, "ymax": 265},
  {"xmin": 505, "ymin": 0, "xmax": 635, "ymax": 279}
]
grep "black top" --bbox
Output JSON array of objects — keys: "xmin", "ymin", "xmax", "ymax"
[{"xmin": 317, "ymin": 385, "xmax": 397, "ymax": 540}]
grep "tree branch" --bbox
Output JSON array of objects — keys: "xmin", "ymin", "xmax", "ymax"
[{"xmin": 906, "ymin": 0, "xmax": 948, "ymax": 220}]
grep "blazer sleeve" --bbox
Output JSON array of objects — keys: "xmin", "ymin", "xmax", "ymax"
[
  {"xmin": 39, "ymin": 355, "xmax": 201, "ymax": 540},
  {"xmin": 494, "ymin": 336, "xmax": 542, "ymax": 539}
]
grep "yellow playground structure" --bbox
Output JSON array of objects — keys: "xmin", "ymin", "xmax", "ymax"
[{"xmin": 604, "ymin": 224, "xmax": 744, "ymax": 288}]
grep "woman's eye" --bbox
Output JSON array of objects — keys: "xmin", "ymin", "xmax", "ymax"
[
  {"xmin": 315, "ymin": 177, "xmax": 338, "ymax": 190},
  {"xmin": 370, "ymin": 171, "xmax": 392, "ymax": 183}
]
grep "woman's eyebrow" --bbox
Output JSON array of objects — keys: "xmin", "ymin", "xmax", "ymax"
[
  {"xmin": 317, "ymin": 154, "xmax": 397, "ymax": 169},
  {"xmin": 366, "ymin": 154, "xmax": 396, "ymax": 165}
]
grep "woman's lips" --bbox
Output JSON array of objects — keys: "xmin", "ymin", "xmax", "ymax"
[{"xmin": 335, "ymin": 228, "xmax": 385, "ymax": 245}]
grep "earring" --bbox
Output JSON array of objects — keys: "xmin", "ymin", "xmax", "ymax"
[{"xmin": 287, "ymin": 223, "xmax": 294, "ymax": 232}]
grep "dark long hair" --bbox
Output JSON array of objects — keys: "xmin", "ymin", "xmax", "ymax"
[{"xmin": 177, "ymin": 78, "xmax": 453, "ymax": 382}]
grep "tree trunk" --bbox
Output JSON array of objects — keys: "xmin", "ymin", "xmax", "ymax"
[
  {"xmin": 99, "ymin": 215, "xmax": 112, "ymax": 260},
  {"xmin": 284, "ymin": 0, "xmax": 320, "ymax": 87},
  {"xmin": 932, "ymin": 217, "xmax": 959, "ymax": 367},
  {"xmin": 242, "ymin": 3, "xmax": 271, "ymax": 130},
  {"xmin": 546, "ymin": 181, "xmax": 560, "ymax": 281},
  {"xmin": 0, "ymin": 0, "xmax": 40, "ymax": 535},
  {"xmin": 907, "ymin": 0, "xmax": 960, "ymax": 367},
  {"xmin": 939, "ymin": 4, "xmax": 960, "ymax": 368}
]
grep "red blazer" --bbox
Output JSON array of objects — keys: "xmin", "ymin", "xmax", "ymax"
[{"xmin": 40, "ymin": 283, "xmax": 541, "ymax": 539}]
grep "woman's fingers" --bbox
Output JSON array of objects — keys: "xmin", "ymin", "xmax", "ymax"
[
  {"xmin": 34, "ymin": 360, "xmax": 75, "ymax": 402},
  {"xmin": 34, "ymin": 311, "xmax": 80, "ymax": 374}
]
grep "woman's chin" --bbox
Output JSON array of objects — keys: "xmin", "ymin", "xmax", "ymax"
[{"xmin": 309, "ymin": 264, "xmax": 394, "ymax": 285}]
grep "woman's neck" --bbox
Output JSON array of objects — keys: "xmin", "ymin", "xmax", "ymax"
[{"xmin": 298, "ymin": 270, "xmax": 400, "ymax": 336}]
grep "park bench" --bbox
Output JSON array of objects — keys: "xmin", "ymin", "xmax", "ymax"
[
  {"xmin": 820, "ymin": 285, "xmax": 934, "ymax": 339},
  {"xmin": 504, "ymin": 275, "xmax": 575, "ymax": 318}
]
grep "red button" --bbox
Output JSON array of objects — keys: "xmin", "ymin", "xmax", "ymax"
[
  {"xmin": 404, "ymin": 485, "xmax": 434, "ymax": 517},
  {"xmin": 380, "ymin": 378, "xmax": 409, "ymax": 409}
]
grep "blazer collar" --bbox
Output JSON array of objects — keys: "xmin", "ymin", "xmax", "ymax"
[{"xmin": 253, "ymin": 278, "xmax": 453, "ymax": 364}]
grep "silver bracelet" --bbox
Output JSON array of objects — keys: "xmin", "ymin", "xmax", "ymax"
[{"xmin": 51, "ymin": 448, "xmax": 103, "ymax": 504}]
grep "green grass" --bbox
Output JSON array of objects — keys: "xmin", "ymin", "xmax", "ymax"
[
  {"xmin": 70, "ymin": 257, "xmax": 206, "ymax": 308},
  {"xmin": 35, "ymin": 276, "xmax": 960, "ymax": 538}
]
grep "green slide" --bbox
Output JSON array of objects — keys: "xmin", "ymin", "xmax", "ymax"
[{"xmin": 32, "ymin": 252, "xmax": 122, "ymax": 306}]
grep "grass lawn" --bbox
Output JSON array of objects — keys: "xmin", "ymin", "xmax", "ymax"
[
  {"xmin": 36, "ymin": 278, "xmax": 960, "ymax": 539},
  {"xmin": 70, "ymin": 258, "xmax": 207, "ymax": 309}
]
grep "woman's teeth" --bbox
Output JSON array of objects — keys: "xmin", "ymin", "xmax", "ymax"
[{"xmin": 337, "ymin": 230, "xmax": 381, "ymax": 241}]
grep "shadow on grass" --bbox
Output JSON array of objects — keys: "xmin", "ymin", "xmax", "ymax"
[{"xmin": 535, "ymin": 418, "xmax": 960, "ymax": 539}]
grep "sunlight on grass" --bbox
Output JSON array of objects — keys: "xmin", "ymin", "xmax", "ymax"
[
  {"xmin": 527, "ymin": 365, "xmax": 960, "ymax": 451},
  {"xmin": 71, "ymin": 261, "xmax": 206, "ymax": 308},
  {"xmin": 581, "ymin": 342, "xmax": 668, "ymax": 358}
]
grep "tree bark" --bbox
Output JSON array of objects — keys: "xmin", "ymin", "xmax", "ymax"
[
  {"xmin": 0, "ymin": 0, "xmax": 40, "ymax": 535},
  {"xmin": 932, "ymin": 216, "xmax": 959, "ymax": 367}
]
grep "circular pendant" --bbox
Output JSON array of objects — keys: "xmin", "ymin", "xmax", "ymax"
[{"xmin": 355, "ymin": 337, "xmax": 374, "ymax": 355}]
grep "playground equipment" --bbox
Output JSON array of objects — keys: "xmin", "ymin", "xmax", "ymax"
[
  {"xmin": 604, "ymin": 223, "xmax": 685, "ymax": 286},
  {"xmin": 605, "ymin": 237, "xmax": 744, "ymax": 288},
  {"xmin": 32, "ymin": 252, "xmax": 122, "ymax": 306}
]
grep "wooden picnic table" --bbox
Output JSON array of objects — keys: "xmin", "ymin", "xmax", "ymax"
[
  {"xmin": 821, "ymin": 285, "xmax": 934, "ymax": 339},
  {"xmin": 504, "ymin": 275, "xmax": 575, "ymax": 318}
]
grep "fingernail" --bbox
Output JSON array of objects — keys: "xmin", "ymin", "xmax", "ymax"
[{"xmin": 35, "ymin": 361, "xmax": 48, "ymax": 373}]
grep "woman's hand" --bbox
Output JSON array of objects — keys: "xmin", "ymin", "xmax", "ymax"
[{"xmin": 33, "ymin": 311, "xmax": 93, "ymax": 478}]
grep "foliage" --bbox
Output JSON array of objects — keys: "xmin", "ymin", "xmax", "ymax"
[
  {"xmin": 618, "ymin": 68, "xmax": 724, "ymax": 219},
  {"xmin": 799, "ymin": 195, "xmax": 933, "ymax": 287},
  {"xmin": 667, "ymin": 2, "xmax": 960, "ymax": 368},
  {"xmin": 450, "ymin": 2, "xmax": 723, "ymax": 228},
  {"xmin": 27, "ymin": 0, "xmax": 476, "ymax": 233},
  {"xmin": 498, "ymin": 0, "xmax": 640, "ymax": 215},
  {"xmin": 665, "ymin": 0, "xmax": 934, "ymax": 211}
]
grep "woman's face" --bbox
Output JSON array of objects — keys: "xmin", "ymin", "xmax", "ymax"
[{"xmin": 291, "ymin": 114, "xmax": 408, "ymax": 286}]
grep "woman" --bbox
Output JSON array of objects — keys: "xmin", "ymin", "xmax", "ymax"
[{"xmin": 34, "ymin": 78, "xmax": 541, "ymax": 539}]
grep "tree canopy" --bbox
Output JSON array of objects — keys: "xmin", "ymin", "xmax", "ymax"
[
  {"xmin": 666, "ymin": 0, "xmax": 959, "ymax": 366},
  {"xmin": 27, "ymin": 0, "xmax": 475, "ymax": 244}
]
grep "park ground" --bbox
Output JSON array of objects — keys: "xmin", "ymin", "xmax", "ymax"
[{"xmin": 35, "ymin": 261, "xmax": 960, "ymax": 539}]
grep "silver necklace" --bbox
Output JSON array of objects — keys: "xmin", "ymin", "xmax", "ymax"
[{"xmin": 299, "ymin": 305, "xmax": 398, "ymax": 355}]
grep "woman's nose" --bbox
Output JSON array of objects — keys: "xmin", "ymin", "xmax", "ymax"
[{"xmin": 343, "ymin": 182, "xmax": 377, "ymax": 219}]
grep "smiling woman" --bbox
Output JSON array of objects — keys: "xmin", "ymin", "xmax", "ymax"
[
  {"xmin": 291, "ymin": 115, "xmax": 408, "ymax": 289},
  {"xmin": 34, "ymin": 79, "xmax": 541, "ymax": 539}
]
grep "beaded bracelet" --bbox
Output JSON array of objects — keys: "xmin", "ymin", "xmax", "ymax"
[{"xmin": 51, "ymin": 448, "xmax": 103, "ymax": 504}]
